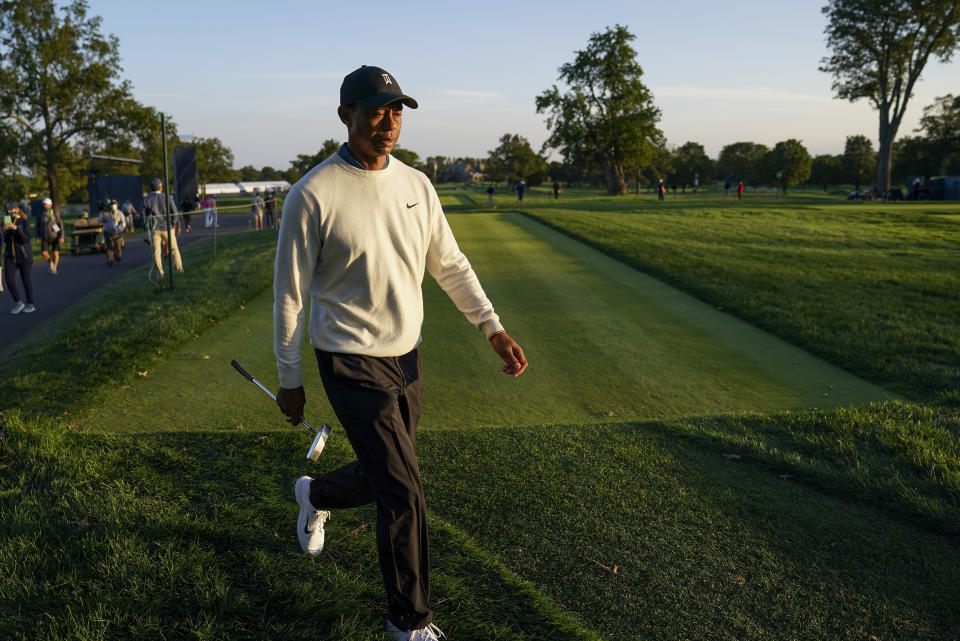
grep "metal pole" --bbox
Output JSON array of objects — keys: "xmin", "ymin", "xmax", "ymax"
[{"xmin": 160, "ymin": 113, "xmax": 174, "ymax": 288}]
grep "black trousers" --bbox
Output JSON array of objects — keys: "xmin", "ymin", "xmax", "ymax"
[
  {"xmin": 310, "ymin": 348, "xmax": 431, "ymax": 630},
  {"xmin": 3, "ymin": 256, "xmax": 33, "ymax": 304}
]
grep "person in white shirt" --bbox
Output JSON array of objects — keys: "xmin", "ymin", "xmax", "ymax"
[
  {"xmin": 98, "ymin": 200, "xmax": 126, "ymax": 266},
  {"xmin": 274, "ymin": 65, "xmax": 527, "ymax": 641}
]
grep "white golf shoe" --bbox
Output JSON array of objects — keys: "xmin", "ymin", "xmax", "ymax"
[
  {"xmin": 386, "ymin": 620, "xmax": 447, "ymax": 640},
  {"xmin": 10, "ymin": 302, "xmax": 24, "ymax": 314},
  {"xmin": 295, "ymin": 476, "xmax": 330, "ymax": 555}
]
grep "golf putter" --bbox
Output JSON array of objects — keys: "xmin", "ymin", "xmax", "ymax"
[{"xmin": 231, "ymin": 359, "xmax": 330, "ymax": 461}]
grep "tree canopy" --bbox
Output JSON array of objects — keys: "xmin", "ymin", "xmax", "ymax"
[
  {"xmin": 917, "ymin": 94, "xmax": 960, "ymax": 175},
  {"xmin": 820, "ymin": 0, "xmax": 960, "ymax": 190},
  {"xmin": 842, "ymin": 134, "xmax": 875, "ymax": 189},
  {"xmin": 193, "ymin": 136, "xmax": 236, "ymax": 184},
  {"xmin": 716, "ymin": 142, "xmax": 769, "ymax": 184},
  {"xmin": 0, "ymin": 0, "xmax": 151, "ymax": 208},
  {"xmin": 536, "ymin": 24, "xmax": 663, "ymax": 194},
  {"xmin": 810, "ymin": 154, "xmax": 844, "ymax": 190},
  {"xmin": 485, "ymin": 133, "xmax": 547, "ymax": 184},
  {"xmin": 669, "ymin": 142, "xmax": 714, "ymax": 190},
  {"xmin": 758, "ymin": 139, "xmax": 812, "ymax": 192},
  {"xmin": 286, "ymin": 139, "xmax": 339, "ymax": 182}
]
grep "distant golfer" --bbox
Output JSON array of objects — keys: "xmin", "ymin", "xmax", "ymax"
[{"xmin": 273, "ymin": 65, "xmax": 527, "ymax": 641}]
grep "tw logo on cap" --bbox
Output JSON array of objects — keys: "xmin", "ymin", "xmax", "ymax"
[{"xmin": 382, "ymin": 73, "xmax": 393, "ymax": 85}]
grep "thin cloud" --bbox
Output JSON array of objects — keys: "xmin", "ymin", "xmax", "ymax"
[{"xmin": 656, "ymin": 85, "xmax": 832, "ymax": 104}]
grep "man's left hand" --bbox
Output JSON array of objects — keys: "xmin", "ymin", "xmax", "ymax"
[{"xmin": 490, "ymin": 331, "xmax": 528, "ymax": 377}]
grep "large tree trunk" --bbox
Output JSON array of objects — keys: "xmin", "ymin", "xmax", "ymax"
[
  {"xmin": 45, "ymin": 150, "xmax": 60, "ymax": 211},
  {"xmin": 875, "ymin": 104, "xmax": 899, "ymax": 191},
  {"xmin": 604, "ymin": 160, "xmax": 627, "ymax": 194}
]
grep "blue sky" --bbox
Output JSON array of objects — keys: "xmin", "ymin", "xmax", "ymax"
[{"xmin": 88, "ymin": 0, "xmax": 960, "ymax": 169}]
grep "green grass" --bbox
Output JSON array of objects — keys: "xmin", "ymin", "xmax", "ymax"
[
  {"xmin": 0, "ymin": 230, "xmax": 278, "ymax": 418},
  {"xmin": 76, "ymin": 211, "xmax": 892, "ymax": 437},
  {"xmin": 514, "ymin": 192, "xmax": 960, "ymax": 403},
  {"xmin": 0, "ymin": 416, "xmax": 601, "ymax": 641},
  {"xmin": 2, "ymin": 188, "xmax": 959, "ymax": 640}
]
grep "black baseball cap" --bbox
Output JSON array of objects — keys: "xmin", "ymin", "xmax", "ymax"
[{"xmin": 340, "ymin": 65, "xmax": 418, "ymax": 109}]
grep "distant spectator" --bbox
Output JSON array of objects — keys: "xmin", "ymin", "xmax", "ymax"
[
  {"xmin": 657, "ymin": 179, "xmax": 666, "ymax": 201},
  {"xmin": 121, "ymin": 199, "xmax": 137, "ymax": 233},
  {"xmin": 39, "ymin": 197, "xmax": 64, "ymax": 275},
  {"xmin": 141, "ymin": 177, "xmax": 183, "ymax": 277},
  {"xmin": 737, "ymin": 180, "xmax": 744, "ymax": 200},
  {"xmin": 180, "ymin": 196, "xmax": 197, "ymax": 232},
  {"xmin": 264, "ymin": 189, "xmax": 277, "ymax": 228},
  {"xmin": 98, "ymin": 199, "xmax": 126, "ymax": 266},
  {"xmin": 516, "ymin": 179, "xmax": 526, "ymax": 204},
  {"xmin": 553, "ymin": 180, "xmax": 561, "ymax": 199},
  {"xmin": 3, "ymin": 201, "xmax": 35, "ymax": 314},
  {"xmin": 251, "ymin": 189, "xmax": 265, "ymax": 231},
  {"xmin": 202, "ymin": 194, "xmax": 218, "ymax": 228},
  {"xmin": 485, "ymin": 184, "xmax": 496, "ymax": 208}
]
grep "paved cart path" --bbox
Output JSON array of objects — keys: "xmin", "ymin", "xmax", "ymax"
[{"xmin": 0, "ymin": 213, "xmax": 257, "ymax": 357}]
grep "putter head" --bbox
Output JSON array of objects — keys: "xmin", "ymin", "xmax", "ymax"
[{"xmin": 306, "ymin": 424, "xmax": 331, "ymax": 461}]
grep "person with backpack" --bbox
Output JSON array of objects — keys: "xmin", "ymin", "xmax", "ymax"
[
  {"xmin": 141, "ymin": 178, "xmax": 183, "ymax": 277},
  {"xmin": 39, "ymin": 197, "xmax": 64, "ymax": 275}
]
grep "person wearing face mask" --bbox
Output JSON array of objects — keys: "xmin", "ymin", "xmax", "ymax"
[
  {"xmin": 98, "ymin": 200, "xmax": 126, "ymax": 266},
  {"xmin": 3, "ymin": 201, "xmax": 35, "ymax": 314},
  {"xmin": 38, "ymin": 197, "xmax": 64, "ymax": 275},
  {"xmin": 274, "ymin": 65, "xmax": 528, "ymax": 641}
]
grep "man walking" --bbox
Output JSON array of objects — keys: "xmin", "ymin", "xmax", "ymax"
[
  {"xmin": 99, "ymin": 200, "xmax": 126, "ymax": 266},
  {"xmin": 274, "ymin": 65, "xmax": 527, "ymax": 641},
  {"xmin": 141, "ymin": 178, "xmax": 183, "ymax": 277},
  {"xmin": 38, "ymin": 197, "xmax": 64, "ymax": 275}
]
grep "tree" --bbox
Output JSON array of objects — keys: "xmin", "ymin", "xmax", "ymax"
[
  {"xmin": 536, "ymin": 24, "xmax": 663, "ymax": 194},
  {"xmin": 287, "ymin": 138, "xmax": 339, "ymax": 182},
  {"xmin": 891, "ymin": 135, "xmax": 939, "ymax": 183},
  {"xmin": 390, "ymin": 146, "xmax": 424, "ymax": 172},
  {"xmin": 809, "ymin": 154, "xmax": 844, "ymax": 191},
  {"xmin": 842, "ymin": 134, "xmax": 875, "ymax": 190},
  {"xmin": 758, "ymin": 139, "xmax": 812, "ymax": 193},
  {"xmin": 917, "ymin": 94, "xmax": 960, "ymax": 175},
  {"xmin": 237, "ymin": 165, "xmax": 260, "ymax": 182},
  {"xmin": 716, "ymin": 142, "xmax": 769, "ymax": 184},
  {"xmin": 0, "ymin": 0, "xmax": 149, "ymax": 209},
  {"xmin": 193, "ymin": 136, "xmax": 236, "ymax": 183},
  {"xmin": 485, "ymin": 133, "xmax": 547, "ymax": 185},
  {"xmin": 820, "ymin": 0, "xmax": 960, "ymax": 190},
  {"xmin": 669, "ymin": 142, "xmax": 714, "ymax": 191}
]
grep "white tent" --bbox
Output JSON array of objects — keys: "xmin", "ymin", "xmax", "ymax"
[
  {"xmin": 202, "ymin": 183, "xmax": 243, "ymax": 196},
  {"xmin": 236, "ymin": 180, "xmax": 291, "ymax": 194}
]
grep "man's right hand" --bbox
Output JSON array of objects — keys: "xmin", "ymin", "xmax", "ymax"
[{"xmin": 276, "ymin": 386, "xmax": 306, "ymax": 425}]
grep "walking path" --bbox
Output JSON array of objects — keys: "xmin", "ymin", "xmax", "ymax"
[{"xmin": 0, "ymin": 213, "xmax": 258, "ymax": 355}]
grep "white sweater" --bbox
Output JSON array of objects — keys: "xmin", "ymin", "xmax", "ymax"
[{"xmin": 274, "ymin": 153, "xmax": 504, "ymax": 388}]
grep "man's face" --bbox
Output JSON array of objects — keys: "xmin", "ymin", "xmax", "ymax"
[{"xmin": 340, "ymin": 102, "xmax": 403, "ymax": 165}]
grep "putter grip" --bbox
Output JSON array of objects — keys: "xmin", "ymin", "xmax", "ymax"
[{"xmin": 231, "ymin": 360, "xmax": 255, "ymax": 381}]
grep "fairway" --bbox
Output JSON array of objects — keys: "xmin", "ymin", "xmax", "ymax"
[{"xmin": 81, "ymin": 211, "xmax": 894, "ymax": 434}]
